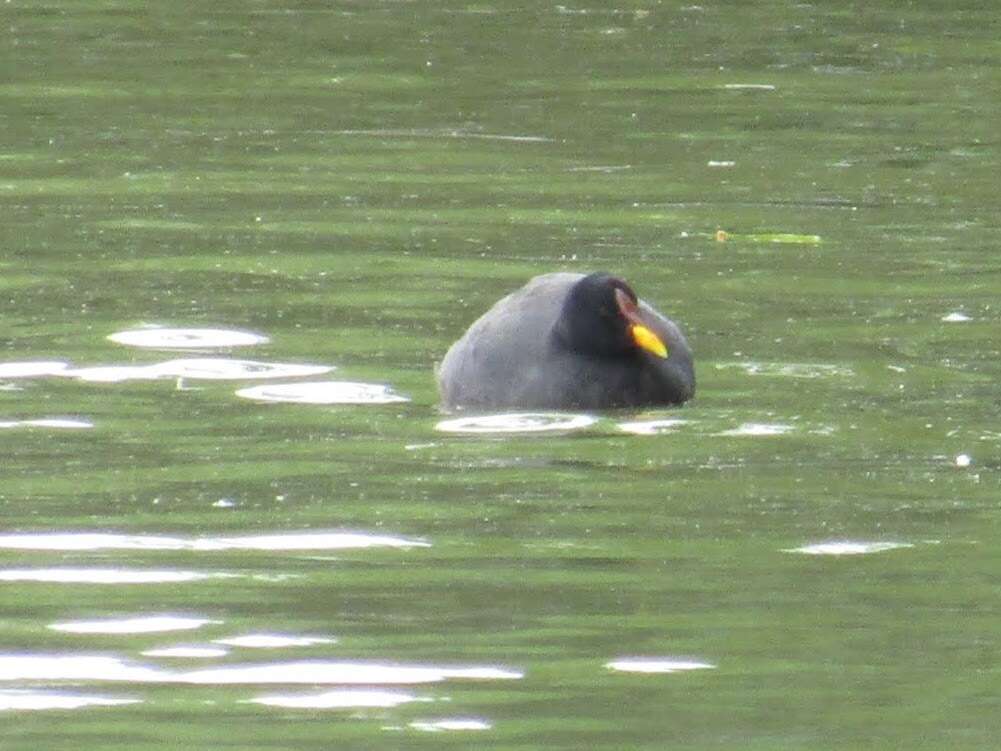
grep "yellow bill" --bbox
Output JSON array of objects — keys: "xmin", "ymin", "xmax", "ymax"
[{"xmin": 631, "ymin": 324, "xmax": 668, "ymax": 359}]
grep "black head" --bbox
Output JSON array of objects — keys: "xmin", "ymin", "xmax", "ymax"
[{"xmin": 554, "ymin": 273, "xmax": 667, "ymax": 359}]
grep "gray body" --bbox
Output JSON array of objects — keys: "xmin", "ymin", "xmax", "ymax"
[{"xmin": 437, "ymin": 273, "xmax": 695, "ymax": 410}]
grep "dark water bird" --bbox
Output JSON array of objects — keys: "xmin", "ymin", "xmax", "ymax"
[{"xmin": 437, "ymin": 272, "xmax": 695, "ymax": 410}]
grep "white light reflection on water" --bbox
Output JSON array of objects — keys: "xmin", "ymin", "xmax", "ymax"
[
  {"xmin": 235, "ymin": 381, "xmax": 409, "ymax": 405},
  {"xmin": 0, "ymin": 530, "xmax": 429, "ymax": 551},
  {"xmin": 435, "ymin": 412, "xmax": 598, "ymax": 434},
  {"xmin": 195, "ymin": 532, "xmax": 430, "ymax": 551},
  {"xmin": 0, "ymin": 655, "xmax": 523, "ymax": 686},
  {"xmin": 214, "ymin": 634, "xmax": 336, "ymax": 649},
  {"xmin": 49, "ymin": 616, "xmax": 220, "ymax": 634},
  {"xmin": 157, "ymin": 358, "xmax": 332, "ymax": 380},
  {"xmin": 409, "ymin": 718, "xmax": 492, "ymax": 732},
  {"xmin": 0, "ymin": 418, "xmax": 93, "ymax": 429},
  {"xmin": 63, "ymin": 359, "xmax": 332, "ymax": 383},
  {"xmin": 60, "ymin": 364, "xmax": 165, "ymax": 383},
  {"xmin": 332, "ymin": 128, "xmax": 553, "ymax": 143},
  {"xmin": 717, "ymin": 422, "xmax": 794, "ymax": 437},
  {"xmin": 783, "ymin": 541, "xmax": 914, "ymax": 556},
  {"xmin": 606, "ymin": 658, "xmax": 716, "ymax": 674},
  {"xmin": 0, "ymin": 362, "xmax": 71, "ymax": 378},
  {"xmin": 108, "ymin": 328, "xmax": 269, "ymax": 349},
  {"xmin": 248, "ymin": 689, "xmax": 423, "ymax": 709},
  {"xmin": 178, "ymin": 662, "xmax": 523, "ymax": 685},
  {"xmin": 716, "ymin": 361, "xmax": 854, "ymax": 378},
  {"xmin": 0, "ymin": 568, "xmax": 218, "ymax": 584},
  {"xmin": 0, "ymin": 655, "xmax": 169, "ymax": 682},
  {"xmin": 0, "ymin": 533, "xmax": 185, "ymax": 551},
  {"xmin": 617, "ymin": 418, "xmax": 688, "ymax": 435},
  {"xmin": 142, "ymin": 646, "xmax": 229, "ymax": 659},
  {"xmin": 0, "ymin": 689, "xmax": 140, "ymax": 711}
]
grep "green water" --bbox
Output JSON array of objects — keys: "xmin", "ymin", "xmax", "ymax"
[{"xmin": 3, "ymin": 1, "xmax": 1001, "ymax": 748}]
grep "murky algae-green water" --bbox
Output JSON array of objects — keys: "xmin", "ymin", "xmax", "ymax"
[{"xmin": 3, "ymin": 2, "xmax": 1000, "ymax": 748}]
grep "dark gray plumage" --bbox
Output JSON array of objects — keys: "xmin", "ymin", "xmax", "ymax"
[{"xmin": 437, "ymin": 272, "xmax": 695, "ymax": 410}]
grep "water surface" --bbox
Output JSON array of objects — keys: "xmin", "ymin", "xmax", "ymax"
[{"xmin": 3, "ymin": 1, "xmax": 1001, "ymax": 749}]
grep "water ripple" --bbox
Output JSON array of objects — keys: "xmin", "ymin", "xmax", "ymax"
[
  {"xmin": 214, "ymin": 634, "xmax": 336, "ymax": 649},
  {"xmin": 617, "ymin": 418, "xmax": 688, "ymax": 435},
  {"xmin": 49, "ymin": 616, "xmax": 220, "ymax": 634},
  {"xmin": 141, "ymin": 646, "xmax": 229, "ymax": 659},
  {"xmin": 0, "ymin": 655, "xmax": 169, "ymax": 682},
  {"xmin": 248, "ymin": 689, "xmax": 423, "ymax": 709},
  {"xmin": 409, "ymin": 718, "xmax": 492, "ymax": 732},
  {"xmin": 64, "ymin": 359, "xmax": 332, "ymax": 383},
  {"xmin": 193, "ymin": 532, "xmax": 430, "ymax": 551},
  {"xmin": 0, "ymin": 689, "xmax": 140, "ymax": 711},
  {"xmin": 0, "ymin": 361, "xmax": 71, "ymax": 378},
  {"xmin": 235, "ymin": 381, "xmax": 409, "ymax": 405},
  {"xmin": 0, "ymin": 654, "xmax": 523, "ymax": 686},
  {"xmin": 0, "ymin": 568, "xmax": 220, "ymax": 584},
  {"xmin": 716, "ymin": 361, "xmax": 854, "ymax": 379},
  {"xmin": 606, "ymin": 658, "xmax": 716, "ymax": 674},
  {"xmin": 436, "ymin": 412, "xmax": 598, "ymax": 434},
  {"xmin": 717, "ymin": 422, "xmax": 794, "ymax": 437},
  {"xmin": 108, "ymin": 328, "xmax": 268, "ymax": 349},
  {"xmin": 783, "ymin": 541, "xmax": 914, "ymax": 556},
  {"xmin": 0, "ymin": 418, "xmax": 93, "ymax": 429},
  {"xmin": 178, "ymin": 661, "xmax": 523, "ymax": 685},
  {"xmin": 0, "ymin": 530, "xmax": 430, "ymax": 552}
]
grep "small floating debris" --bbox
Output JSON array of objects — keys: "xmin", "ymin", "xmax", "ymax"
[
  {"xmin": 707, "ymin": 160, "xmax": 736, "ymax": 168},
  {"xmin": 746, "ymin": 233, "xmax": 821, "ymax": 244},
  {"xmin": 954, "ymin": 453, "xmax": 972, "ymax": 468},
  {"xmin": 941, "ymin": 312, "xmax": 972, "ymax": 323},
  {"xmin": 606, "ymin": 658, "xmax": 716, "ymax": 674},
  {"xmin": 108, "ymin": 328, "xmax": 268, "ymax": 349},
  {"xmin": 235, "ymin": 381, "xmax": 409, "ymax": 405},
  {"xmin": 436, "ymin": 412, "xmax": 598, "ymax": 434},
  {"xmin": 783, "ymin": 541, "xmax": 913, "ymax": 556},
  {"xmin": 694, "ymin": 231, "xmax": 821, "ymax": 244},
  {"xmin": 721, "ymin": 83, "xmax": 776, "ymax": 91}
]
